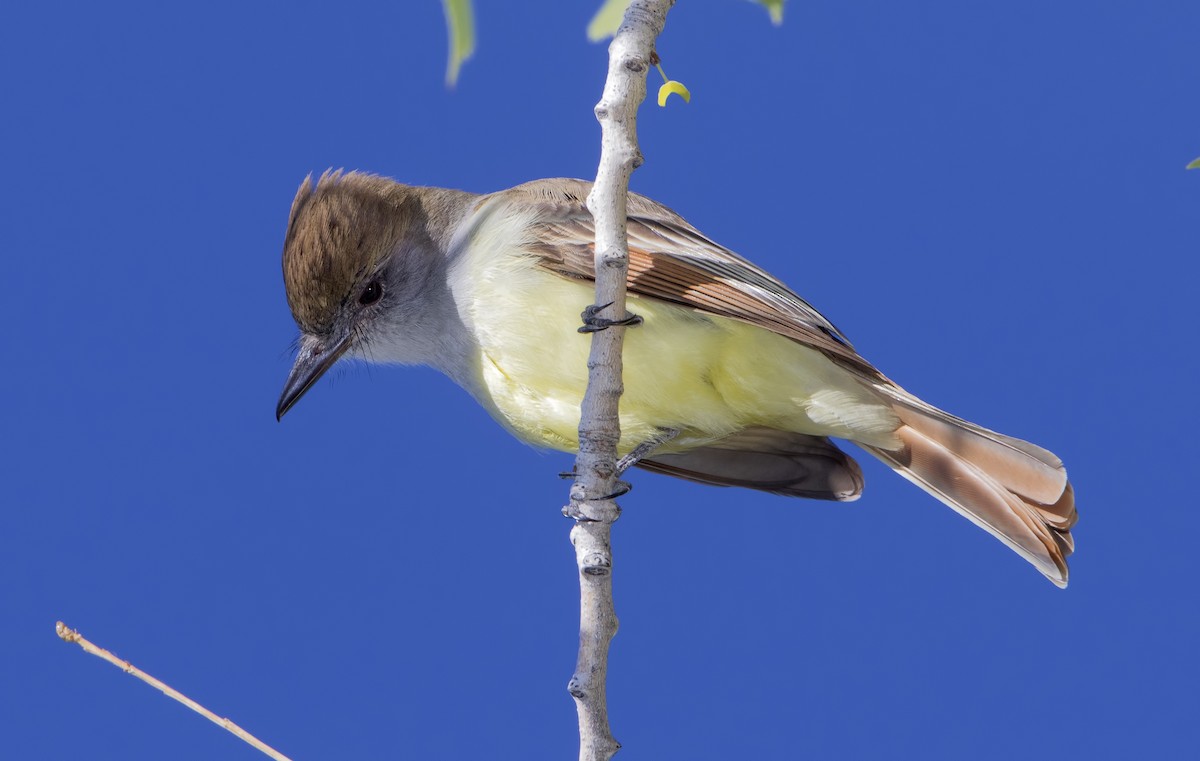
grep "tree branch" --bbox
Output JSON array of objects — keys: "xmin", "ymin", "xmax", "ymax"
[
  {"xmin": 566, "ymin": 3, "xmax": 674, "ymax": 760},
  {"xmin": 56, "ymin": 621, "xmax": 293, "ymax": 761}
]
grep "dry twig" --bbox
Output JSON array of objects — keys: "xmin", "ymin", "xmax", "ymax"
[{"xmin": 56, "ymin": 621, "xmax": 293, "ymax": 761}]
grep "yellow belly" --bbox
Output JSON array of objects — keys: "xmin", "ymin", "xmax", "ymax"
[{"xmin": 448, "ymin": 227, "xmax": 899, "ymax": 454}]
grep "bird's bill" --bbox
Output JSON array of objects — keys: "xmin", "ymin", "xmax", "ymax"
[{"xmin": 276, "ymin": 332, "xmax": 352, "ymax": 420}]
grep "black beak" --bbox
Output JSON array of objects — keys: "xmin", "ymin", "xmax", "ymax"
[{"xmin": 276, "ymin": 332, "xmax": 353, "ymax": 421}]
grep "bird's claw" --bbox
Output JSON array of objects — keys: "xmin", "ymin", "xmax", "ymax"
[
  {"xmin": 597, "ymin": 480, "xmax": 632, "ymax": 500},
  {"xmin": 561, "ymin": 481, "xmax": 633, "ymax": 522},
  {"xmin": 578, "ymin": 302, "xmax": 643, "ymax": 333}
]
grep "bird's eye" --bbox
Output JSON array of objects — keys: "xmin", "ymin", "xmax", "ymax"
[{"xmin": 359, "ymin": 280, "xmax": 384, "ymax": 305}]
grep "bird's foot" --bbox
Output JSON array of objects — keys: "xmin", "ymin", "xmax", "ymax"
[
  {"xmin": 578, "ymin": 302, "xmax": 643, "ymax": 333},
  {"xmin": 562, "ymin": 483, "xmax": 630, "ymax": 520}
]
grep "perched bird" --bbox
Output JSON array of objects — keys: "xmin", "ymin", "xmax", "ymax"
[{"xmin": 277, "ymin": 170, "xmax": 1077, "ymax": 586}]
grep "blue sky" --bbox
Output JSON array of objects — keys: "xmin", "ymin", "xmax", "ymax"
[{"xmin": 3, "ymin": 1, "xmax": 1198, "ymax": 758}]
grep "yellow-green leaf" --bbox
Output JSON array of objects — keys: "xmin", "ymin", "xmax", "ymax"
[
  {"xmin": 658, "ymin": 80, "xmax": 691, "ymax": 107},
  {"xmin": 441, "ymin": 0, "xmax": 476, "ymax": 87},
  {"xmin": 1188, "ymin": 157, "xmax": 1200, "ymax": 170},
  {"xmin": 755, "ymin": 0, "xmax": 785, "ymax": 26},
  {"xmin": 588, "ymin": 0, "xmax": 632, "ymax": 42}
]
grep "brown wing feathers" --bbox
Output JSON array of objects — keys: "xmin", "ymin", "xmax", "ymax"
[
  {"xmin": 637, "ymin": 428, "xmax": 865, "ymax": 501},
  {"xmin": 532, "ymin": 216, "xmax": 878, "ymax": 375},
  {"xmin": 511, "ymin": 180, "xmax": 1076, "ymax": 585}
]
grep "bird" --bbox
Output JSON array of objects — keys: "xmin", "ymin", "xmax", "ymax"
[{"xmin": 276, "ymin": 170, "xmax": 1077, "ymax": 586}]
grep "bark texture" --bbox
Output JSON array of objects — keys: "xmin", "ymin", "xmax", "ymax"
[{"xmin": 566, "ymin": 3, "xmax": 674, "ymax": 761}]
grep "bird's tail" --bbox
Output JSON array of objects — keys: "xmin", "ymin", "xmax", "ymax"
[{"xmin": 861, "ymin": 387, "xmax": 1077, "ymax": 586}]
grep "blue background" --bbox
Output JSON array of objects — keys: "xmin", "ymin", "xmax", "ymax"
[{"xmin": 4, "ymin": 1, "xmax": 1198, "ymax": 758}]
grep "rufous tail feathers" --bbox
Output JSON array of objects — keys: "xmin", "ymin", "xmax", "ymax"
[{"xmin": 862, "ymin": 390, "xmax": 1076, "ymax": 586}]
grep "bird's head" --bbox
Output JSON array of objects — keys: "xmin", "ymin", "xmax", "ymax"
[{"xmin": 276, "ymin": 170, "xmax": 444, "ymax": 420}]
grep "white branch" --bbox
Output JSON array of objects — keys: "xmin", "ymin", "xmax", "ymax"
[{"xmin": 566, "ymin": 3, "xmax": 674, "ymax": 761}]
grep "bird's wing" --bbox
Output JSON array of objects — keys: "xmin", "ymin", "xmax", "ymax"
[
  {"xmin": 492, "ymin": 180, "xmax": 1076, "ymax": 587},
  {"xmin": 636, "ymin": 427, "xmax": 865, "ymax": 501},
  {"xmin": 499, "ymin": 178, "xmax": 882, "ymax": 378}
]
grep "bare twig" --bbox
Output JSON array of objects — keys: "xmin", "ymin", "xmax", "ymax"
[
  {"xmin": 567, "ymin": 3, "xmax": 674, "ymax": 761},
  {"xmin": 56, "ymin": 621, "xmax": 293, "ymax": 761}
]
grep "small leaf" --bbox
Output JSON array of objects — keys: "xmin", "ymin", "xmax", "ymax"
[
  {"xmin": 441, "ymin": 0, "xmax": 476, "ymax": 87},
  {"xmin": 1188, "ymin": 157, "xmax": 1200, "ymax": 170},
  {"xmin": 658, "ymin": 80, "xmax": 691, "ymax": 107},
  {"xmin": 755, "ymin": 0, "xmax": 785, "ymax": 26},
  {"xmin": 588, "ymin": 0, "xmax": 632, "ymax": 42}
]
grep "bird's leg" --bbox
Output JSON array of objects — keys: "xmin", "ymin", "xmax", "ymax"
[
  {"xmin": 615, "ymin": 427, "xmax": 680, "ymax": 475},
  {"xmin": 578, "ymin": 301, "xmax": 644, "ymax": 333},
  {"xmin": 561, "ymin": 428, "xmax": 681, "ymax": 510},
  {"xmin": 587, "ymin": 429, "xmax": 680, "ymax": 501}
]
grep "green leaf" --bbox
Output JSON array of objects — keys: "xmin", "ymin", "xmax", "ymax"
[
  {"xmin": 441, "ymin": 0, "xmax": 476, "ymax": 87},
  {"xmin": 588, "ymin": 0, "xmax": 632, "ymax": 42},
  {"xmin": 755, "ymin": 0, "xmax": 785, "ymax": 26},
  {"xmin": 1188, "ymin": 157, "xmax": 1200, "ymax": 170}
]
